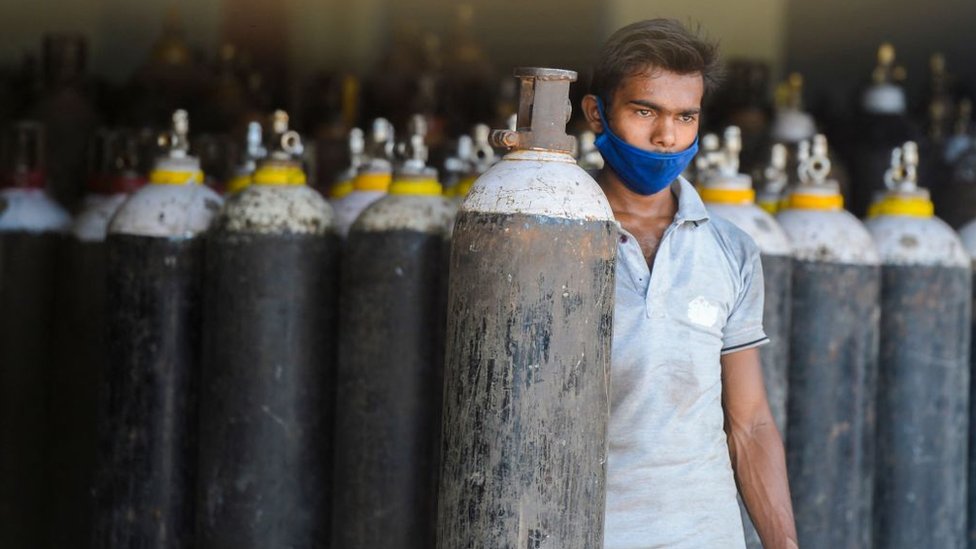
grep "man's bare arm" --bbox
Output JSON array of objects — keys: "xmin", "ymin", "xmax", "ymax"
[{"xmin": 721, "ymin": 348, "xmax": 799, "ymax": 549}]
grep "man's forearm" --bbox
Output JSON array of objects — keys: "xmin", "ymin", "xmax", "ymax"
[{"xmin": 729, "ymin": 421, "xmax": 799, "ymax": 549}]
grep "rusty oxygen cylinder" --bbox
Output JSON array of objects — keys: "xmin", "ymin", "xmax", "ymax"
[
  {"xmin": 776, "ymin": 134, "xmax": 881, "ymax": 548},
  {"xmin": 698, "ymin": 126, "xmax": 793, "ymax": 549},
  {"xmin": 50, "ymin": 129, "xmax": 146, "ymax": 548},
  {"xmin": 197, "ymin": 110, "xmax": 338, "ymax": 548},
  {"xmin": 95, "ymin": 109, "xmax": 222, "ymax": 548},
  {"xmin": 332, "ymin": 113, "xmax": 453, "ymax": 548},
  {"xmin": 436, "ymin": 67, "xmax": 617, "ymax": 548},
  {"xmin": 865, "ymin": 142, "xmax": 970, "ymax": 549},
  {"xmin": 0, "ymin": 121, "xmax": 71, "ymax": 548}
]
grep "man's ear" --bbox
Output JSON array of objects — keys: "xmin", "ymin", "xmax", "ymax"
[{"xmin": 581, "ymin": 94, "xmax": 605, "ymax": 134}]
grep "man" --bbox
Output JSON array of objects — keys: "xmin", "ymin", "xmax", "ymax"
[{"xmin": 581, "ymin": 19, "xmax": 799, "ymax": 548}]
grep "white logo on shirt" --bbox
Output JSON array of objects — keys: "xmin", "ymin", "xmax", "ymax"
[{"xmin": 687, "ymin": 296, "xmax": 719, "ymax": 327}]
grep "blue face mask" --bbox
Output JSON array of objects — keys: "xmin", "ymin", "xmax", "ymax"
[{"xmin": 594, "ymin": 97, "xmax": 699, "ymax": 196}]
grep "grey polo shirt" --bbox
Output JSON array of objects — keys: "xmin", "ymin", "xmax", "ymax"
[{"xmin": 604, "ymin": 178, "xmax": 768, "ymax": 549}]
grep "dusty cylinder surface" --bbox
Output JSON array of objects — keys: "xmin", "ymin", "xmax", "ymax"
[
  {"xmin": 960, "ymin": 220, "xmax": 976, "ymax": 549},
  {"xmin": 197, "ymin": 181, "xmax": 339, "ymax": 548},
  {"xmin": 777, "ymin": 205, "xmax": 881, "ymax": 549},
  {"xmin": 436, "ymin": 145, "xmax": 617, "ymax": 548},
  {"xmin": 0, "ymin": 186, "xmax": 71, "ymax": 548},
  {"xmin": 332, "ymin": 191, "xmax": 454, "ymax": 548},
  {"xmin": 867, "ymin": 213, "xmax": 971, "ymax": 549},
  {"xmin": 49, "ymin": 192, "xmax": 130, "ymax": 548},
  {"xmin": 94, "ymin": 177, "xmax": 222, "ymax": 548}
]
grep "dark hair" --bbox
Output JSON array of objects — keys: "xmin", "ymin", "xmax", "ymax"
[{"xmin": 591, "ymin": 19, "xmax": 722, "ymax": 106}]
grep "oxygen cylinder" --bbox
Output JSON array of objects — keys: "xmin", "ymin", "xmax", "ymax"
[
  {"xmin": 329, "ymin": 127, "xmax": 365, "ymax": 201},
  {"xmin": 757, "ymin": 143, "xmax": 789, "ymax": 214},
  {"xmin": 442, "ymin": 133, "xmax": 473, "ymax": 199},
  {"xmin": 699, "ymin": 126, "xmax": 793, "ymax": 549},
  {"xmin": 958, "ymin": 219, "xmax": 976, "ymax": 549},
  {"xmin": 865, "ymin": 142, "xmax": 970, "ymax": 548},
  {"xmin": 95, "ymin": 110, "xmax": 222, "ymax": 548},
  {"xmin": 450, "ymin": 123, "xmax": 494, "ymax": 206},
  {"xmin": 777, "ymin": 134, "xmax": 881, "ymax": 548},
  {"xmin": 436, "ymin": 68, "xmax": 616, "ymax": 548},
  {"xmin": 770, "ymin": 74, "xmax": 817, "ymax": 146},
  {"xmin": 50, "ymin": 129, "xmax": 146, "ymax": 547},
  {"xmin": 197, "ymin": 110, "xmax": 338, "ymax": 548},
  {"xmin": 333, "ymin": 118, "xmax": 394, "ymax": 236},
  {"xmin": 0, "ymin": 121, "xmax": 71, "ymax": 548},
  {"xmin": 332, "ymin": 113, "xmax": 453, "ymax": 548},
  {"xmin": 224, "ymin": 121, "xmax": 266, "ymax": 195},
  {"xmin": 849, "ymin": 43, "xmax": 919, "ymax": 217},
  {"xmin": 934, "ymin": 99, "xmax": 976, "ymax": 228}
]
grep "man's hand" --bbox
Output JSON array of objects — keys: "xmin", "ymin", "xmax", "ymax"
[{"xmin": 721, "ymin": 348, "xmax": 799, "ymax": 549}]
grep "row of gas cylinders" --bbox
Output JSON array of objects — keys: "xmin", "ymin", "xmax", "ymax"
[
  {"xmin": 697, "ymin": 126, "xmax": 975, "ymax": 549},
  {"xmin": 0, "ymin": 68, "xmax": 974, "ymax": 549}
]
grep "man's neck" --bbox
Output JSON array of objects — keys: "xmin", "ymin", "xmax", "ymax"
[{"xmin": 598, "ymin": 168, "xmax": 678, "ymax": 222}]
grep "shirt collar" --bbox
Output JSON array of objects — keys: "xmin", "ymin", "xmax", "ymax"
[{"xmin": 672, "ymin": 176, "xmax": 710, "ymax": 226}]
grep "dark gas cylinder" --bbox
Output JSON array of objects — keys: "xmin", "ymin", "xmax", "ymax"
[
  {"xmin": 94, "ymin": 110, "xmax": 222, "ymax": 548},
  {"xmin": 49, "ymin": 129, "xmax": 146, "ymax": 548},
  {"xmin": 848, "ymin": 44, "xmax": 920, "ymax": 218},
  {"xmin": 865, "ymin": 142, "xmax": 970, "ymax": 549},
  {"xmin": 435, "ymin": 68, "xmax": 617, "ymax": 548},
  {"xmin": 958, "ymin": 220, "xmax": 976, "ymax": 549},
  {"xmin": 776, "ymin": 134, "xmax": 881, "ymax": 548},
  {"xmin": 447, "ymin": 124, "xmax": 495, "ymax": 211},
  {"xmin": 333, "ymin": 118, "xmax": 394, "ymax": 236},
  {"xmin": 0, "ymin": 121, "xmax": 71, "ymax": 548},
  {"xmin": 196, "ymin": 111, "xmax": 338, "ymax": 548},
  {"xmin": 699, "ymin": 126, "xmax": 793, "ymax": 549},
  {"xmin": 332, "ymin": 114, "xmax": 453, "ymax": 548}
]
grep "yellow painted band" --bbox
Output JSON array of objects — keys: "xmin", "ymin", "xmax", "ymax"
[
  {"xmin": 700, "ymin": 187, "xmax": 756, "ymax": 205},
  {"xmin": 150, "ymin": 169, "xmax": 204, "ymax": 185},
  {"xmin": 786, "ymin": 192, "xmax": 844, "ymax": 210},
  {"xmin": 868, "ymin": 196, "xmax": 934, "ymax": 218},
  {"xmin": 252, "ymin": 165, "xmax": 306, "ymax": 186},
  {"xmin": 758, "ymin": 200, "xmax": 780, "ymax": 215},
  {"xmin": 455, "ymin": 176, "xmax": 477, "ymax": 198},
  {"xmin": 389, "ymin": 178, "xmax": 443, "ymax": 196},
  {"xmin": 353, "ymin": 172, "xmax": 391, "ymax": 192},
  {"xmin": 330, "ymin": 179, "xmax": 354, "ymax": 199},
  {"xmin": 225, "ymin": 174, "xmax": 252, "ymax": 194}
]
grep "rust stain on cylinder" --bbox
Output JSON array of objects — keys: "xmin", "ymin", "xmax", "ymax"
[{"xmin": 437, "ymin": 211, "xmax": 615, "ymax": 548}]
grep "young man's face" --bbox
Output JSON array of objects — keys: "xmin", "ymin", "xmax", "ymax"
[{"xmin": 584, "ymin": 68, "xmax": 703, "ymax": 154}]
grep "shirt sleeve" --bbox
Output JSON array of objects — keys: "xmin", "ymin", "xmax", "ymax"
[{"xmin": 721, "ymin": 245, "xmax": 769, "ymax": 354}]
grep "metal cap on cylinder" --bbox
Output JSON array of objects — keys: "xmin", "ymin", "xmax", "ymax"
[
  {"xmin": 158, "ymin": 109, "xmax": 191, "ymax": 159},
  {"xmin": 698, "ymin": 126, "xmax": 755, "ymax": 204},
  {"xmin": 267, "ymin": 110, "xmax": 304, "ymax": 161},
  {"xmin": 490, "ymin": 68, "xmax": 577, "ymax": 153},
  {"xmin": 251, "ymin": 110, "xmax": 306, "ymax": 186},
  {"xmin": 150, "ymin": 110, "xmax": 203, "ymax": 185},
  {"xmin": 867, "ymin": 141, "xmax": 935, "ymax": 218}
]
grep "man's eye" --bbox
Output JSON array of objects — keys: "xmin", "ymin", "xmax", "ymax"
[
  {"xmin": 679, "ymin": 114, "xmax": 697, "ymax": 123},
  {"xmin": 636, "ymin": 109, "xmax": 652, "ymax": 117}
]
